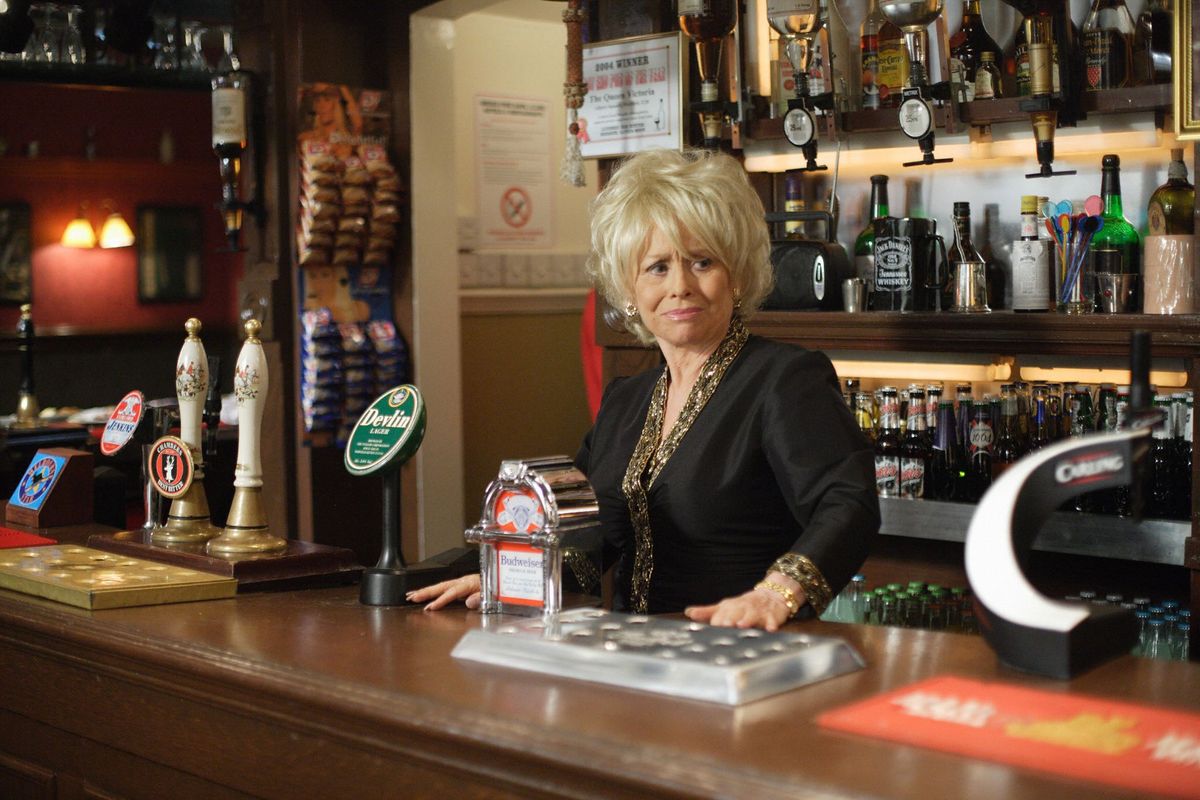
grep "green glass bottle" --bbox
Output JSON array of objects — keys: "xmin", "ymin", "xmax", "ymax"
[
  {"xmin": 1088, "ymin": 154, "xmax": 1141, "ymax": 311},
  {"xmin": 854, "ymin": 174, "xmax": 889, "ymax": 299},
  {"xmin": 1147, "ymin": 148, "xmax": 1195, "ymax": 236}
]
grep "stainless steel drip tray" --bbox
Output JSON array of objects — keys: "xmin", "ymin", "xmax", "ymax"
[{"xmin": 451, "ymin": 608, "xmax": 865, "ymax": 706}]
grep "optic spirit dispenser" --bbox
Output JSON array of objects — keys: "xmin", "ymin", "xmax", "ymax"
[{"xmin": 880, "ymin": 0, "xmax": 954, "ymax": 166}]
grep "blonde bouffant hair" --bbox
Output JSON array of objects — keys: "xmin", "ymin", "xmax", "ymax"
[{"xmin": 587, "ymin": 148, "xmax": 773, "ymax": 344}]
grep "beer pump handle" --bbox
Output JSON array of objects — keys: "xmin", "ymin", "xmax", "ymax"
[
  {"xmin": 232, "ymin": 319, "xmax": 267, "ymax": 489},
  {"xmin": 176, "ymin": 318, "xmax": 209, "ymax": 458},
  {"xmin": 205, "ymin": 355, "xmax": 222, "ymax": 458}
]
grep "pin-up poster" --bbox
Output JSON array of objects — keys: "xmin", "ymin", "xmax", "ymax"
[{"xmin": 475, "ymin": 94, "xmax": 553, "ymax": 249}]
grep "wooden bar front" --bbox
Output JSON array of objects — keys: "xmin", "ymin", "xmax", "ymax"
[{"xmin": 0, "ymin": 585, "xmax": 1196, "ymax": 799}]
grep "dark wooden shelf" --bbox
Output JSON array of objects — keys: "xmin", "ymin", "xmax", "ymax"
[
  {"xmin": 597, "ymin": 309, "xmax": 1200, "ymax": 360},
  {"xmin": 0, "ymin": 155, "xmax": 213, "ymax": 182},
  {"xmin": 0, "ymin": 62, "xmax": 210, "ymax": 91},
  {"xmin": 746, "ymin": 84, "xmax": 1174, "ymax": 142}
]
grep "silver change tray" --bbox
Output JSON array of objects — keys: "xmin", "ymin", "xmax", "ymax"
[{"xmin": 452, "ymin": 608, "xmax": 865, "ymax": 706}]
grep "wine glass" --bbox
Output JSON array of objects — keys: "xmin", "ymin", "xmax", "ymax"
[
  {"xmin": 180, "ymin": 21, "xmax": 208, "ymax": 72},
  {"xmin": 60, "ymin": 5, "xmax": 85, "ymax": 65},
  {"xmin": 151, "ymin": 13, "xmax": 177, "ymax": 70},
  {"xmin": 22, "ymin": 3, "xmax": 58, "ymax": 65}
]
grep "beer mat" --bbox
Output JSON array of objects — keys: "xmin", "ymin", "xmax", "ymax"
[
  {"xmin": 817, "ymin": 675, "xmax": 1200, "ymax": 799},
  {"xmin": 0, "ymin": 526, "xmax": 55, "ymax": 549},
  {"xmin": 86, "ymin": 531, "xmax": 361, "ymax": 588},
  {"xmin": 0, "ymin": 545, "xmax": 236, "ymax": 609}
]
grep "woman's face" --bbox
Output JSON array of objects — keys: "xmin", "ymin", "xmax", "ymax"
[{"xmin": 633, "ymin": 225, "xmax": 734, "ymax": 355}]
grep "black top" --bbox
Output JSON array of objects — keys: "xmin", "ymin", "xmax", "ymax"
[{"xmin": 576, "ymin": 335, "xmax": 880, "ymax": 615}]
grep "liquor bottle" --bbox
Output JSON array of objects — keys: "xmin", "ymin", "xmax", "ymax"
[
  {"xmin": 679, "ymin": 0, "xmax": 737, "ymax": 144},
  {"xmin": 925, "ymin": 383, "xmax": 942, "ymax": 435},
  {"xmin": 860, "ymin": 0, "xmax": 888, "ymax": 109},
  {"xmin": 930, "ymin": 400, "xmax": 959, "ymax": 501},
  {"xmin": 900, "ymin": 387, "xmax": 930, "ymax": 499},
  {"xmin": 949, "ymin": 0, "xmax": 1003, "ymax": 102},
  {"xmin": 1088, "ymin": 154, "xmax": 1142, "ymax": 311},
  {"xmin": 1012, "ymin": 380, "xmax": 1032, "ymax": 449},
  {"xmin": 992, "ymin": 386, "xmax": 1022, "ymax": 481},
  {"xmin": 211, "ymin": 27, "xmax": 249, "ymax": 251},
  {"xmin": 875, "ymin": 11, "xmax": 908, "ymax": 109},
  {"xmin": 1147, "ymin": 148, "xmax": 1196, "ymax": 237},
  {"xmin": 875, "ymin": 387, "xmax": 902, "ymax": 498},
  {"xmin": 1013, "ymin": 1, "xmax": 1065, "ymax": 97},
  {"xmin": 973, "ymin": 51, "xmax": 1003, "ymax": 100},
  {"xmin": 1070, "ymin": 385, "xmax": 1098, "ymax": 512},
  {"xmin": 1012, "ymin": 195, "xmax": 1052, "ymax": 311},
  {"xmin": 854, "ymin": 174, "xmax": 889, "ymax": 295},
  {"xmin": 948, "ymin": 202, "xmax": 990, "ymax": 312},
  {"xmin": 1082, "ymin": 0, "xmax": 1134, "ymax": 91},
  {"xmin": 1029, "ymin": 389, "xmax": 1052, "ymax": 451},
  {"xmin": 1147, "ymin": 394, "xmax": 1177, "ymax": 518},
  {"xmin": 1133, "ymin": 0, "xmax": 1171, "ymax": 85},
  {"xmin": 954, "ymin": 382, "xmax": 973, "ymax": 466},
  {"xmin": 783, "ymin": 170, "xmax": 806, "ymax": 239},
  {"xmin": 965, "ymin": 400, "xmax": 994, "ymax": 501}
]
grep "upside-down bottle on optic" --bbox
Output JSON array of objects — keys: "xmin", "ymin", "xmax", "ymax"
[{"xmin": 950, "ymin": 0, "xmax": 1003, "ymax": 101}]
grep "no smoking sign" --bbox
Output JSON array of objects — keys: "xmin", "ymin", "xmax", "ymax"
[{"xmin": 500, "ymin": 187, "xmax": 532, "ymax": 229}]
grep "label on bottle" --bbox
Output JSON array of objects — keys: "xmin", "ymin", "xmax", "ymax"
[
  {"xmin": 862, "ymin": 46, "xmax": 881, "ymax": 109},
  {"xmin": 1011, "ymin": 239, "xmax": 1051, "ymax": 311},
  {"xmin": 212, "ymin": 86, "xmax": 247, "ymax": 148},
  {"xmin": 678, "ymin": 0, "xmax": 709, "ymax": 15},
  {"xmin": 1142, "ymin": 235, "xmax": 1194, "ymax": 314},
  {"xmin": 899, "ymin": 457, "xmax": 925, "ymax": 498},
  {"xmin": 968, "ymin": 419, "xmax": 994, "ymax": 454},
  {"xmin": 974, "ymin": 64, "xmax": 997, "ymax": 100},
  {"xmin": 1015, "ymin": 42, "xmax": 1030, "ymax": 96},
  {"xmin": 1029, "ymin": 41, "xmax": 1055, "ymax": 94},
  {"xmin": 876, "ymin": 39, "xmax": 909, "ymax": 105},
  {"xmin": 875, "ymin": 454, "xmax": 900, "ymax": 497},
  {"xmin": 875, "ymin": 236, "xmax": 912, "ymax": 291},
  {"xmin": 767, "ymin": 0, "xmax": 818, "ymax": 16},
  {"xmin": 1084, "ymin": 29, "xmax": 1131, "ymax": 90}
]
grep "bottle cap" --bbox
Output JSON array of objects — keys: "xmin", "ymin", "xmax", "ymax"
[
  {"xmin": 953, "ymin": 201, "xmax": 970, "ymax": 216},
  {"xmin": 870, "ymin": 174, "xmax": 889, "ymax": 185},
  {"xmin": 1102, "ymin": 153, "xmax": 1120, "ymax": 168},
  {"xmin": 1020, "ymin": 195, "xmax": 1039, "ymax": 213},
  {"xmin": 1171, "ymin": 148, "xmax": 1183, "ymax": 161}
]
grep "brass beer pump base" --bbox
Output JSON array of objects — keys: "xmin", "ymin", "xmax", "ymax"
[
  {"xmin": 154, "ymin": 475, "xmax": 222, "ymax": 544},
  {"xmin": 207, "ymin": 486, "xmax": 287, "ymax": 555}
]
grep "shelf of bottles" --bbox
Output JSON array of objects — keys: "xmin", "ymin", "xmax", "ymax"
[
  {"xmin": 821, "ymin": 574, "xmax": 1191, "ymax": 661},
  {"xmin": 856, "ymin": 377, "xmax": 1193, "ymax": 561}
]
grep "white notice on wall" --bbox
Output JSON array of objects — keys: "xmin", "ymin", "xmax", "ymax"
[{"xmin": 475, "ymin": 95, "xmax": 553, "ymax": 249}]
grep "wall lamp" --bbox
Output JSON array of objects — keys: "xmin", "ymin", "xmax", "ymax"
[{"xmin": 61, "ymin": 203, "xmax": 135, "ymax": 249}]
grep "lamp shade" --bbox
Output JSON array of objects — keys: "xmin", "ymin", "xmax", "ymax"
[
  {"xmin": 99, "ymin": 212, "xmax": 135, "ymax": 248},
  {"xmin": 61, "ymin": 215, "xmax": 97, "ymax": 248}
]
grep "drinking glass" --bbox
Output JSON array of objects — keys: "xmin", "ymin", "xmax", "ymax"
[
  {"xmin": 22, "ymin": 3, "xmax": 58, "ymax": 65},
  {"xmin": 180, "ymin": 21, "xmax": 208, "ymax": 72},
  {"xmin": 60, "ymin": 5, "xmax": 85, "ymax": 65},
  {"xmin": 151, "ymin": 14, "xmax": 177, "ymax": 69}
]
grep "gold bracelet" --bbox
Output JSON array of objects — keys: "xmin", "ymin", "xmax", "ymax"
[
  {"xmin": 771, "ymin": 553, "xmax": 833, "ymax": 618},
  {"xmin": 755, "ymin": 580, "xmax": 800, "ymax": 618}
]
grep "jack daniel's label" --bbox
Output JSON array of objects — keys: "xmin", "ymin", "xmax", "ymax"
[
  {"xmin": 875, "ymin": 237, "xmax": 912, "ymax": 290},
  {"xmin": 1084, "ymin": 29, "xmax": 1131, "ymax": 90}
]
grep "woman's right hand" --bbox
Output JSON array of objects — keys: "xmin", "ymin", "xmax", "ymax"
[{"xmin": 406, "ymin": 574, "xmax": 482, "ymax": 611}]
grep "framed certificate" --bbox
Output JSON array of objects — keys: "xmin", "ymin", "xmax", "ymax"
[
  {"xmin": 1175, "ymin": 0, "xmax": 1200, "ymax": 140},
  {"xmin": 579, "ymin": 32, "xmax": 689, "ymax": 159}
]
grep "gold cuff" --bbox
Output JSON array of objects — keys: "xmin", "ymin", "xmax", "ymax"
[
  {"xmin": 770, "ymin": 553, "xmax": 833, "ymax": 618},
  {"xmin": 755, "ymin": 580, "xmax": 800, "ymax": 617}
]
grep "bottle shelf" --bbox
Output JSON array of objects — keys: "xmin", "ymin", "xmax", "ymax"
[
  {"xmin": 746, "ymin": 84, "xmax": 1173, "ymax": 141},
  {"xmin": 0, "ymin": 155, "xmax": 214, "ymax": 183},
  {"xmin": 879, "ymin": 496, "xmax": 1190, "ymax": 567},
  {"xmin": 0, "ymin": 62, "xmax": 210, "ymax": 92}
]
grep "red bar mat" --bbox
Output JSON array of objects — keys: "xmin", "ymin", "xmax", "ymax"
[
  {"xmin": 0, "ymin": 526, "xmax": 56, "ymax": 549},
  {"xmin": 818, "ymin": 675, "xmax": 1200, "ymax": 799}
]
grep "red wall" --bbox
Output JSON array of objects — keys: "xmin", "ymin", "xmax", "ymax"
[{"xmin": 0, "ymin": 83, "xmax": 241, "ymax": 333}]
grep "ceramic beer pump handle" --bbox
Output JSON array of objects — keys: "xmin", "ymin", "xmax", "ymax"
[
  {"xmin": 156, "ymin": 318, "xmax": 222, "ymax": 544},
  {"xmin": 208, "ymin": 318, "xmax": 287, "ymax": 555}
]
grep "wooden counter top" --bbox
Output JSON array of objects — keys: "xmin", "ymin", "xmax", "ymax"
[{"xmin": 0, "ymin": 585, "xmax": 1195, "ymax": 799}]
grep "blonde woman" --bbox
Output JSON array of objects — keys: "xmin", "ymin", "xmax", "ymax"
[{"xmin": 412, "ymin": 149, "xmax": 878, "ymax": 631}]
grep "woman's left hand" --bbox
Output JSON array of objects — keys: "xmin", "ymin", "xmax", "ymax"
[{"xmin": 684, "ymin": 588, "xmax": 789, "ymax": 632}]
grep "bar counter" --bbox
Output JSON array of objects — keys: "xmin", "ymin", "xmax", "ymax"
[{"xmin": 0, "ymin": 584, "xmax": 1196, "ymax": 800}]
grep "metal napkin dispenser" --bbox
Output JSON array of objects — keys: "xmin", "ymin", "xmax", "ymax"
[
  {"xmin": 762, "ymin": 210, "xmax": 853, "ymax": 311},
  {"xmin": 464, "ymin": 455, "xmax": 601, "ymax": 617}
]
